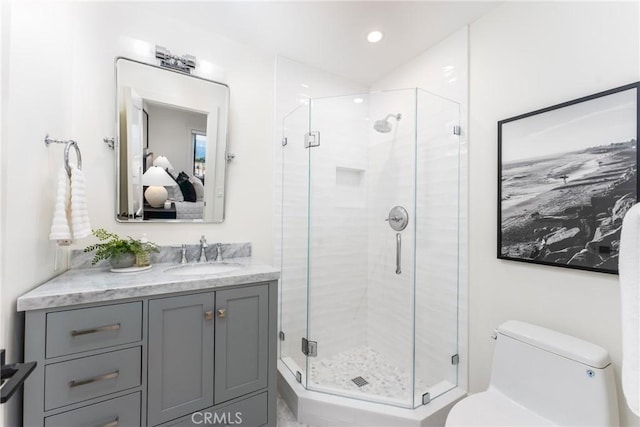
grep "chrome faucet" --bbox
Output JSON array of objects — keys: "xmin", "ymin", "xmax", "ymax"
[
  {"xmin": 215, "ymin": 243, "xmax": 223, "ymax": 262},
  {"xmin": 180, "ymin": 244, "xmax": 188, "ymax": 264},
  {"xmin": 199, "ymin": 236, "xmax": 208, "ymax": 262}
]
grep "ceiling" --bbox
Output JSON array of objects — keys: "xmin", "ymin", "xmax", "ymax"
[{"xmin": 143, "ymin": 1, "xmax": 500, "ymax": 85}]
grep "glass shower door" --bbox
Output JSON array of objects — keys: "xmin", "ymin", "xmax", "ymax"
[
  {"xmin": 413, "ymin": 89, "xmax": 461, "ymax": 407},
  {"xmin": 279, "ymin": 104, "xmax": 310, "ymax": 383},
  {"xmin": 305, "ymin": 90, "xmax": 417, "ymax": 408}
]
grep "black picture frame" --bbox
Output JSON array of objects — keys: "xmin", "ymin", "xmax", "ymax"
[{"xmin": 498, "ymin": 82, "xmax": 639, "ymax": 274}]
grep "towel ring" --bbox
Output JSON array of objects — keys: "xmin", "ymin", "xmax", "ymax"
[
  {"xmin": 44, "ymin": 135, "xmax": 83, "ymax": 178},
  {"xmin": 64, "ymin": 141, "xmax": 82, "ymax": 177}
]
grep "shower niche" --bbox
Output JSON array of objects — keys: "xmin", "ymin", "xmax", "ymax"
[
  {"xmin": 279, "ymin": 88, "xmax": 462, "ymax": 413},
  {"xmin": 335, "ymin": 167, "xmax": 365, "ymax": 208}
]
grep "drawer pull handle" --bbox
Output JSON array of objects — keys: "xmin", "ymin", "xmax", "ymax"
[
  {"xmin": 204, "ymin": 311, "xmax": 214, "ymax": 321},
  {"xmin": 101, "ymin": 418, "xmax": 119, "ymax": 427},
  {"xmin": 70, "ymin": 323, "xmax": 121, "ymax": 337},
  {"xmin": 217, "ymin": 309, "xmax": 226, "ymax": 318},
  {"xmin": 68, "ymin": 370, "xmax": 119, "ymax": 388}
]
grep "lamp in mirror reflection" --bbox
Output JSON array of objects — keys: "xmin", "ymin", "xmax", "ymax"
[
  {"xmin": 141, "ymin": 166, "xmax": 176, "ymax": 207},
  {"xmin": 152, "ymin": 155, "xmax": 174, "ymax": 173}
]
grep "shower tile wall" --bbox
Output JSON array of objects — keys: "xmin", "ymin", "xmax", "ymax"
[
  {"xmin": 370, "ymin": 27, "xmax": 470, "ymax": 395},
  {"xmin": 365, "ymin": 90, "xmax": 417, "ymax": 392}
]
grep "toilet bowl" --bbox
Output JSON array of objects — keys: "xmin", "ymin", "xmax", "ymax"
[{"xmin": 446, "ymin": 321, "xmax": 619, "ymax": 426}]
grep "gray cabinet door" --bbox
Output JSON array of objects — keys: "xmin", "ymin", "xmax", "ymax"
[
  {"xmin": 215, "ymin": 285, "xmax": 269, "ymax": 404},
  {"xmin": 148, "ymin": 293, "xmax": 215, "ymax": 426}
]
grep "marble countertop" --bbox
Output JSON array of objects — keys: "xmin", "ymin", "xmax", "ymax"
[{"xmin": 17, "ymin": 257, "xmax": 280, "ymax": 311}]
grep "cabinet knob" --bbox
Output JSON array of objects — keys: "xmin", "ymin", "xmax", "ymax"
[
  {"xmin": 217, "ymin": 309, "xmax": 226, "ymax": 318},
  {"xmin": 204, "ymin": 311, "xmax": 214, "ymax": 321}
]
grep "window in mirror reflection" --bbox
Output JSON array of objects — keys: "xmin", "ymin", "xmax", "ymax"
[{"xmin": 192, "ymin": 131, "xmax": 207, "ymax": 184}]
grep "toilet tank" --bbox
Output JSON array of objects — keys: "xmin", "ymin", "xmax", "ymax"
[{"xmin": 490, "ymin": 321, "xmax": 619, "ymax": 426}]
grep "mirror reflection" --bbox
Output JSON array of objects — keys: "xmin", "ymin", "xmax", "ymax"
[{"xmin": 116, "ymin": 58, "xmax": 229, "ymax": 223}]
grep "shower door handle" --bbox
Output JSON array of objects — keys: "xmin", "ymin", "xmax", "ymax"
[{"xmin": 396, "ymin": 232, "xmax": 401, "ymax": 275}]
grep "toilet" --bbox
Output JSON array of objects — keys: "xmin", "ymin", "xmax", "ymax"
[{"xmin": 446, "ymin": 320, "xmax": 619, "ymax": 426}]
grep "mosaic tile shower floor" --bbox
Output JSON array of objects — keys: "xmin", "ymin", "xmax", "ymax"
[{"xmin": 308, "ymin": 347, "xmax": 427, "ymax": 404}]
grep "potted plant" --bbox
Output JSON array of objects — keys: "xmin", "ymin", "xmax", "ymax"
[{"xmin": 84, "ymin": 228, "xmax": 159, "ymax": 269}]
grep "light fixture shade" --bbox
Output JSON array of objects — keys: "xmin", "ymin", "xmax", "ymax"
[
  {"xmin": 153, "ymin": 155, "xmax": 174, "ymax": 171},
  {"xmin": 142, "ymin": 166, "xmax": 177, "ymax": 186}
]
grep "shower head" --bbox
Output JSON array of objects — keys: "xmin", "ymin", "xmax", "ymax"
[{"xmin": 373, "ymin": 113, "xmax": 402, "ymax": 133}]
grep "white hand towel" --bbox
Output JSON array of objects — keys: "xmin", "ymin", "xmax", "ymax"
[
  {"xmin": 618, "ymin": 203, "xmax": 640, "ymax": 416},
  {"xmin": 49, "ymin": 167, "xmax": 71, "ymax": 241},
  {"xmin": 70, "ymin": 165, "xmax": 91, "ymax": 239}
]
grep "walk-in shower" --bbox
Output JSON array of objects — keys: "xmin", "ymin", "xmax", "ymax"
[{"xmin": 278, "ymin": 88, "xmax": 462, "ymax": 424}]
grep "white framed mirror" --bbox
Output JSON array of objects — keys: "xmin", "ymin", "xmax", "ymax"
[{"xmin": 115, "ymin": 57, "xmax": 229, "ymax": 223}]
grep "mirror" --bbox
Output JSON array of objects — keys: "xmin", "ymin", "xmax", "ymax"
[{"xmin": 115, "ymin": 57, "xmax": 229, "ymax": 222}]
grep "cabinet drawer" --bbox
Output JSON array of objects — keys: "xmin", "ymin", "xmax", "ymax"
[
  {"xmin": 167, "ymin": 392, "xmax": 268, "ymax": 427},
  {"xmin": 46, "ymin": 302, "xmax": 142, "ymax": 358},
  {"xmin": 45, "ymin": 392, "xmax": 141, "ymax": 427},
  {"xmin": 44, "ymin": 347, "xmax": 141, "ymax": 410}
]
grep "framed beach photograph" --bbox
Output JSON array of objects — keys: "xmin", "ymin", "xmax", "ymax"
[{"xmin": 498, "ymin": 82, "xmax": 639, "ymax": 274}]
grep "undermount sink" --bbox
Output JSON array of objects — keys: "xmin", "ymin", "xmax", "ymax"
[{"xmin": 165, "ymin": 262, "xmax": 244, "ymax": 276}]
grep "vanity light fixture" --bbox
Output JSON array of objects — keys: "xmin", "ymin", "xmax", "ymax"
[
  {"xmin": 367, "ymin": 31, "xmax": 383, "ymax": 43},
  {"xmin": 141, "ymin": 166, "xmax": 177, "ymax": 208},
  {"xmin": 155, "ymin": 45, "xmax": 196, "ymax": 74}
]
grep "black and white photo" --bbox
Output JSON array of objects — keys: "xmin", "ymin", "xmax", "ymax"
[{"xmin": 498, "ymin": 82, "xmax": 639, "ymax": 274}]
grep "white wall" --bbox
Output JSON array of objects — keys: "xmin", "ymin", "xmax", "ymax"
[
  {"xmin": 0, "ymin": 1, "xmax": 8, "ymax": 423},
  {"xmin": 2, "ymin": 4, "xmax": 74, "ymax": 424},
  {"xmin": 146, "ymin": 104, "xmax": 207, "ymax": 176},
  {"xmin": 468, "ymin": 2, "xmax": 639, "ymax": 426},
  {"xmin": 1, "ymin": 3, "xmax": 273, "ymax": 425}
]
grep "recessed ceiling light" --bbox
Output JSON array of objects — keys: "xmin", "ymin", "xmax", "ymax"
[
  {"xmin": 367, "ymin": 31, "xmax": 383, "ymax": 43},
  {"xmin": 353, "ymin": 98, "xmax": 364, "ymax": 104}
]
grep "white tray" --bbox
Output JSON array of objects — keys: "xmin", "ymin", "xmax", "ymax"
[{"xmin": 110, "ymin": 265, "xmax": 152, "ymax": 273}]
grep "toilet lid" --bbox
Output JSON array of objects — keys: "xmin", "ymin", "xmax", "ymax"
[{"xmin": 446, "ymin": 391, "xmax": 556, "ymax": 426}]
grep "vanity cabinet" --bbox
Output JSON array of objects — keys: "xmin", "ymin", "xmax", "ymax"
[
  {"xmin": 22, "ymin": 280, "xmax": 277, "ymax": 427},
  {"xmin": 214, "ymin": 285, "xmax": 269, "ymax": 404},
  {"xmin": 147, "ymin": 293, "xmax": 215, "ymax": 426}
]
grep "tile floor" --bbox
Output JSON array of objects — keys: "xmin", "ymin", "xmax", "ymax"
[{"xmin": 277, "ymin": 395, "xmax": 309, "ymax": 427}]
